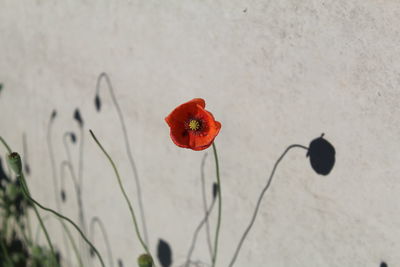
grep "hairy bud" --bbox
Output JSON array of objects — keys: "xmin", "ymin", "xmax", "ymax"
[
  {"xmin": 7, "ymin": 152, "xmax": 22, "ymax": 176},
  {"xmin": 137, "ymin": 254, "xmax": 153, "ymax": 267}
]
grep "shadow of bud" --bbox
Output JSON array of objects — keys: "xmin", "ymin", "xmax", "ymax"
[{"xmin": 307, "ymin": 134, "xmax": 335, "ymax": 175}]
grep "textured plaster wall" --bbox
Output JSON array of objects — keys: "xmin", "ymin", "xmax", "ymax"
[{"xmin": 1, "ymin": 1, "xmax": 400, "ymax": 266}]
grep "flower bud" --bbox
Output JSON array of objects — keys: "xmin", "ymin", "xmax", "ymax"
[
  {"xmin": 74, "ymin": 109, "xmax": 84, "ymax": 128},
  {"xmin": 137, "ymin": 254, "xmax": 153, "ymax": 267},
  {"xmin": 307, "ymin": 134, "xmax": 335, "ymax": 175},
  {"xmin": 50, "ymin": 109, "xmax": 57, "ymax": 120},
  {"xmin": 7, "ymin": 152, "xmax": 22, "ymax": 176},
  {"xmin": 61, "ymin": 190, "xmax": 66, "ymax": 202},
  {"xmin": 95, "ymin": 94, "xmax": 101, "ymax": 112},
  {"xmin": 212, "ymin": 182, "xmax": 218, "ymax": 199},
  {"xmin": 70, "ymin": 132, "xmax": 77, "ymax": 144}
]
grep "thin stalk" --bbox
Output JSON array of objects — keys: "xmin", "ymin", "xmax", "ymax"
[
  {"xmin": 47, "ymin": 116, "xmax": 72, "ymax": 264},
  {"xmin": 89, "ymin": 217, "xmax": 114, "ymax": 267},
  {"xmin": 228, "ymin": 144, "xmax": 309, "ymax": 267},
  {"xmin": 16, "ymin": 217, "xmax": 31, "ymax": 248},
  {"xmin": 2, "ymin": 217, "xmax": 9, "ymax": 240},
  {"xmin": 0, "ymin": 238, "xmax": 13, "ymax": 266},
  {"xmin": 35, "ymin": 215, "xmax": 51, "ymax": 243},
  {"xmin": 19, "ymin": 173, "xmax": 58, "ymax": 266},
  {"xmin": 0, "ymin": 136, "xmax": 11, "ymax": 153},
  {"xmin": 1, "ymin": 217, "xmax": 13, "ymax": 266},
  {"xmin": 17, "ymin": 175, "xmax": 105, "ymax": 267},
  {"xmin": 0, "ymin": 136, "xmax": 12, "ymax": 177},
  {"xmin": 200, "ymin": 153, "xmax": 213, "ymax": 260},
  {"xmin": 62, "ymin": 220, "xmax": 84, "ymax": 267},
  {"xmin": 25, "ymin": 210, "xmax": 33, "ymax": 242},
  {"xmin": 211, "ymin": 143, "xmax": 221, "ymax": 267},
  {"xmin": 185, "ymin": 198, "xmax": 216, "ymax": 267},
  {"xmin": 0, "ymin": 136, "xmax": 57, "ymax": 266},
  {"xmin": 96, "ymin": 73, "xmax": 149, "ymax": 245},
  {"xmin": 35, "ymin": 215, "xmax": 84, "ymax": 267},
  {"xmin": 89, "ymin": 130, "xmax": 154, "ymax": 262}
]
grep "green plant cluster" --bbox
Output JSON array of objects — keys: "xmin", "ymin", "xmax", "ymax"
[{"xmin": 0, "ymin": 160, "xmax": 59, "ymax": 267}]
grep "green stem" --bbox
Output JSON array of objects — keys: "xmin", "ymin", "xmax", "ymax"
[
  {"xmin": 211, "ymin": 143, "xmax": 222, "ymax": 267},
  {"xmin": 1, "ymin": 218, "xmax": 13, "ymax": 266},
  {"xmin": 35, "ymin": 215, "xmax": 50, "ymax": 244},
  {"xmin": 19, "ymin": 173, "xmax": 58, "ymax": 266},
  {"xmin": 0, "ymin": 238, "xmax": 13, "ymax": 266},
  {"xmin": 0, "ymin": 136, "xmax": 12, "ymax": 177},
  {"xmin": 0, "ymin": 136, "xmax": 57, "ymax": 266},
  {"xmin": 62, "ymin": 220, "xmax": 84, "ymax": 267},
  {"xmin": 89, "ymin": 130, "xmax": 154, "ymax": 262},
  {"xmin": 26, "ymin": 210, "xmax": 33, "ymax": 242},
  {"xmin": 16, "ymin": 217, "xmax": 31, "ymax": 248},
  {"xmin": 3, "ymin": 216, "xmax": 9, "ymax": 240},
  {"xmin": 35, "ymin": 215, "xmax": 84, "ymax": 267},
  {"xmin": 0, "ymin": 136, "xmax": 11, "ymax": 153},
  {"xmin": 18, "ymin": 175, "xmax": 105, "ymax": 267},
  {"xmin": 0, "ymin": 136, "xmax": 91, "ymax": 267}
]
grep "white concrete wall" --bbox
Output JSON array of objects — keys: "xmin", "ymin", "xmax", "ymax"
[{"xmin": 1, "ymin": 1, "xmax": 400, "ymax": 266}]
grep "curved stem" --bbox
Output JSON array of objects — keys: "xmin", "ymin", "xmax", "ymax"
[
  {"xmin": 63, "ymin": 131, "xmax": 88, "ymax": 264},
  {"xmin": 17, "ymin": 174, "xmax": 105, "ymax": 267},
  {"xmin": 0, "ymin": 136, "xmax": 58, "ymax": 266},
  {"xmin": 211, "ymin": 143, "xmax": 221, "ymax": 267},
  {"xmin": 0, "ymin": 238, "xmax": 12, "ymax": 266},
  {"xmin": 63, "ymin": 133, "xmax": 74, "ymax": 169},
  {"xmin": 47, "ymin": 119, "xmax": 72, "ymax": 263},
  {"xmin": 19, "ymin": 173, "xmax": 58, "ymax": 267},
  {"xmin": 35, "ymin": 215, "xmax": 51, "ymax": 243},
  {"xmin": 89, "ymin": 217, "xmax": 114, "ymax": 267},
  {"xmin": 35, "ymin": 215, "xmax": 84, "ymax": 267},
  {"xmin": 1, "ymin": 134, "xmax": 86, "ymax": 267},
  {"xmin": 199, "ymin": 153, "xmax": 213, "ymax": 260},
  {"xmin": 16, "ymin": 217, "xmax": 31, "ymax": 248},
  {"xmin": 60, "ymin": 160, "xmax": 79, "ymax": 196},
  {"xmin": 185, "ymin": 199, "xmax": 216, "ymax": 267},
  {"xmin": 62, "ymin": 220, "xmax": 84, "ymax": 267},
  {"xmin": 96, "ymin": 73, "xmax": 149, "ymax": 245},
  {"xmin": 0, "ymin": 136, "xmax": 11, "ymax": 153},
  {"xmin": 60, "ymin": 160, "xmax": 86, "ymax": 264},
  {"xmin": 0, "ymin": 136, "xmax": 12, "ymax": 177},
  {"xmin": 25, "ymin": 210, "xmax": 33, "ymax": 242},
  {"xmin": 59, "ymin": 161, "xmax": 86, "ymax": 267},
  {"xmin": 228, "ymin": 144, "xmax": 308, "ymax": 267},
  {"xmin": 89, "ymin": 129, "xmax": 154, "ymax": 264}
]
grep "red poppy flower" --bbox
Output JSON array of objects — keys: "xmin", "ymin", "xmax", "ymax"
[{"xmin": 165, "ymin": 98, "xmax": 221, "ymax": 151}]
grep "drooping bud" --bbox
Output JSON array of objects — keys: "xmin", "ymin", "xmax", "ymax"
[
  {"xmin": 70, "ymin": 132, "xmax": 77, "ymax": 144},
  {"xmin": 94, "ymin": 94, "xmax": 101, "ymax": 112},
  {"xmin": 307, "ymin": 133, "xmax": 335, "ymax": 175},
  {"xmin": 157, "ymin": 239, "xmax": 172, "ymax": 267},
  {"xmin": 60, "ymin": 190, "xmax": 66, "ymax": 202},
  {"xmin": 7, "ymin": 152, "xmax": 22, "ymax": 176},
  {"xmin": 50, "ymin": 109, "xmax": 57, "ymax": 120},
  {"xmin": 137, "ymin": 254, "xmax": 153, "ymax": 267},
  {"xmin": 73, "ymin": 109, "xmax": 84, "ymax": 128},
  {"xmin": 212, "ymin": 182, "xmax": 218, "ymax": 200}
]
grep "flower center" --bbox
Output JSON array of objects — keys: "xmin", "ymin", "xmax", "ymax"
[{"xmin": 188, "ymin": 119, "xmax": 201, "ymax": 131}]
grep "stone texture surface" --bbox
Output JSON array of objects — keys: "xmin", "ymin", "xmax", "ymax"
[{"xmin": 1, "ymin": 1, "xmax": 400, "ymax": 266}]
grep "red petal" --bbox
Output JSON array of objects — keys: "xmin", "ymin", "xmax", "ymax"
[{"xmin": 165, "ymin": 98, "xmax": 221, "ymax": 151}]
